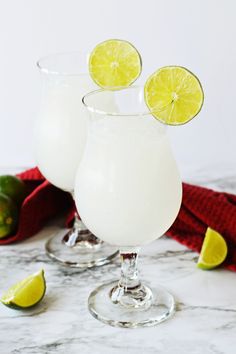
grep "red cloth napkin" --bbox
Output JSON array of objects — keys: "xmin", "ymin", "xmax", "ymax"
[
  {"xmin": 65, "ymin": 181, "xmax": 236, "ymax": 271},
  {"xmin": 1, "ymin": 167, "xmax": 236, "ymax": 272},
  {"xmin": 166, "ymin": 183, "xmax": 236, "ymax": 271},
  {"xmin": 0, "ymin": 167, "xmax": 72, "ymax": 245}
]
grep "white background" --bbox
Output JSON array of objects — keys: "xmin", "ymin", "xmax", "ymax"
[{"xmin": 1, "ymin": 0, "xmax": 236, "ymax": 182}]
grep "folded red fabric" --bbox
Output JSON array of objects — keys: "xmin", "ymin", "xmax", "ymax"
[
  {"xmin": 1, "ymin": 167, "xmax": 236, "ymax": 272},
  {"xmin": 66, "ymin": 181, "xmax": 236, "ymax": 271},
  {"xmin": 0, "ymin": 167, "xmax": 72, "ymax": 245},
  {"xmin": 166, "ymin": 183, "xmax": 236, "ymax": 271}
]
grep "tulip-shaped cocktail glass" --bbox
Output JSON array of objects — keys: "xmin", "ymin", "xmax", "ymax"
[
  {"xmin": 35, "ymin": 52, "xmax": 118, "ymax": 268},
  {"xmin": 75, "ymin": 86, "xmax": 182, "ymax": 327}
]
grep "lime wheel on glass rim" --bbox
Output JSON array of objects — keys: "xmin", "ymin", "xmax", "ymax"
[
  {"xmin": 144, "ymin": 66, "xmax": 204, "ymax": 125},
  {"xmin": 89, "ymin": 39, "xmax": 142, "ymax": 89}
]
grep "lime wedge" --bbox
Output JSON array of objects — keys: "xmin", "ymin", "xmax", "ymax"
[
  {"xmin": 144, "ymin": 66, "xmax": 204, "ymax": 125},
  {"xmin": 89, "ymin": 39, "xmax": 142, "ymax": 89},
  {"xmin": 1, "ymin": 269, "xmax": 46, "ymax": 309},
  {"xmin": 197, "ymin": 227, "xmax": 228, "ymax": 270}
]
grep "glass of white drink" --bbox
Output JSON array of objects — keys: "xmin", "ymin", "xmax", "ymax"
[
  {"xmin": 35, "ymin": 52, "xmax": 118, "ymax": 268},
  {"xmin": 74, "ymin": 86, "xmax": 182, "ymax": 327}
]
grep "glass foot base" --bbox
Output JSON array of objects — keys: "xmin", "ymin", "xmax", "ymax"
[
  {"xmin": 45, "ymin": 229, "xmax": 118, "ymax": 268},
  {"xmin": 88, "ymin": 280, "xmax": 175, "ymax": 328}
]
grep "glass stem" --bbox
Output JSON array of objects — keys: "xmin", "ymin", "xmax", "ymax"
[
  {"xmin": 110, "ymin": 248, "xmax": 153, "ymax": 309},
  {"xmin": 73, "ymin": 212, "xmax": 87, "ymax": 232},
  {"xmin": 63, "ymin": 192, "xmax": 102, "ymax": 248},
  {"xmin": 71, "ymin": 190, "xmax": 88, "ymax": 233},
  {"xmin": 119, "ymin": 248, "xmax": 141, "ymax": 290}
]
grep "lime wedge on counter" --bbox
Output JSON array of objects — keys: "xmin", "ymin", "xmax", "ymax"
[
  {"xmin": 144, "ymin": 66, "xmax": 204, "ymax": 125},
  {"xmin": 197, "ymin": 227, "xmax": 228, "ymax": 270},
  {"xmin": 89, "ymin": 39, "xmax": 142, "ymax": 89},
  {"xmin": 1, "ymin": 269, "xmax": 46, "ymax": 309}
]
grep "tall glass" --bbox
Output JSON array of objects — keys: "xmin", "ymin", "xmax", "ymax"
[
  {"xmin": 75, "ymin": 86, "xmax": 182, "ymax": 327},
  {"xmin": 35, "ymin": 52, "xmax": 118, "ymax": 268}
]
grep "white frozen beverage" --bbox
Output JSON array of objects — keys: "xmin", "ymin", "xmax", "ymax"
[{"xmin": 75, "ymin": 102, "xmax": 182, "ymax": 246}]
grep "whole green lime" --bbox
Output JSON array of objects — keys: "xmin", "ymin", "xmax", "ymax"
[
  {"xmin": 0, "ymin": 175, "xmax": 26, "ymax": 206},
  {"xmin": 0, "ymin": 193, "xmax": 18, "ymax": 238}
]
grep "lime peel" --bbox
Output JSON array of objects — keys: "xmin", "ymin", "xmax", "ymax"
[
  {"xmin": 0, "ymin": 193, "xmax": 18, "ymax": 239},
  {"xmin": 0, "ymin": 175, "xmax": 27, "ymax": 206}
]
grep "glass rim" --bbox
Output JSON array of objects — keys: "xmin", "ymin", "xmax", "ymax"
[
  {"xmin": 82, "ymin": 85, "xmax": 164, "ymax": 119},
  {"xmin": 36, "ymin": 51, "xmax": 89, "ymax": 76}
]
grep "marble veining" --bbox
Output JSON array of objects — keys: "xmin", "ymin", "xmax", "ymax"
[
  {"xmin": 0, "ymin": 223, "xmax": 235, "ymax": 354},
  {"xmin": 0, "ymin": 167, "xmax": 236, "ymax": 353}
]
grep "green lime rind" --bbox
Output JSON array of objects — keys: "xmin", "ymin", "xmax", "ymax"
[
  {"xmin": 197, "ymin": 261, "xmax": 219, "ymax": 270},
  {"xmin": 0, "ymin": 175, "xmax": 27, "ymax": 206},
  {"xmin": 0, "ymin": 192, "xmax": 18, "ymax": 239}
]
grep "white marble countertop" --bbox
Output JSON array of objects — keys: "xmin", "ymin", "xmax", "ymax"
[
  {"xmin": 0, "ymin": 167, "xmax": 236, "ymax": 353},
  {"xmin": 0, "ymin": 222, "xmax": 235, "ymax": 354}
]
